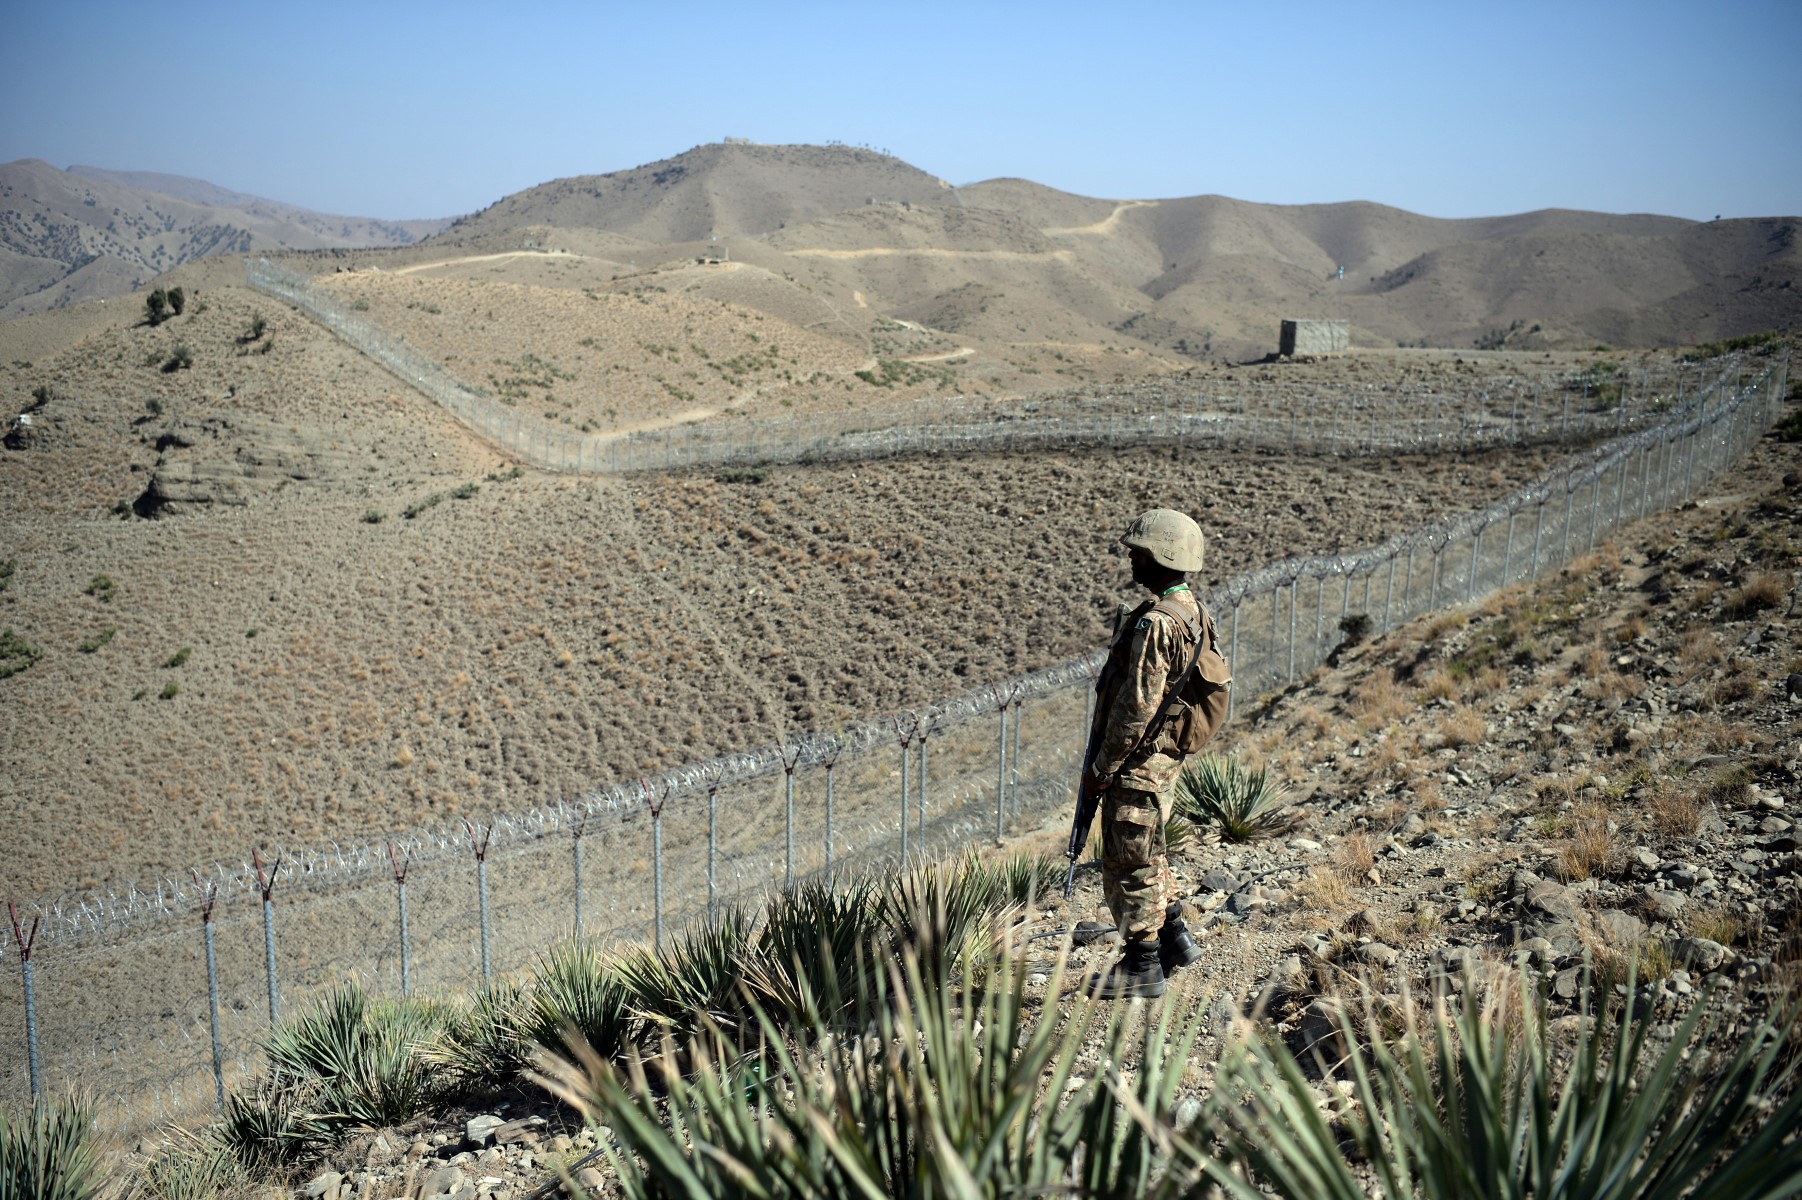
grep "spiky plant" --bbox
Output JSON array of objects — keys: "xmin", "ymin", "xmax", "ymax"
[
  {"xmin": 128, "ymin": 1128, "xmax": 247, "ymax": 1200},
  {"xmin": 612, "ymin": 909, "xmax": 752, "ymax": 1043},
  {"xmin": 215, "ymin": 1076, "xmax": 329, "ymax": 1174},
  {"xmin": 1192, "ymin": 964, "xmax": 1802, "ymax": 1200},
  {"xmin": 430, "ymin": 979, "xmax": 533, "ymax": 1093},
  {"xmin": 535, "ymin": 914, "xmax": 1204, "ymax": 1199},
  {"xmin": 262, "ymin": 981, "xmax": 447, "ymax": 1128},
  {"xmin": 745, "ymin": 877, "xmax": 889, "ymax": 1031},
  {"xmin": 1174, "ymin": 753, "xmax": 1291, "ymax": 842},
  {"xmin": 0, "ymin": 1094, "xmax": 100, "ymax": 1200}
]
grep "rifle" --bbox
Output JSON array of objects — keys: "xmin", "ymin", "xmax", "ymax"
[{"xmin": 1062, "ymin": 643, "xmax": 1204, "ymax": 899}]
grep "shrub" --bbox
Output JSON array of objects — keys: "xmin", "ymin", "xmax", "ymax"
[
  {"xmin": 166, "ymin": 286, "xmax": 186, "ymax": 316},
  {"xmin": 0, "ymin": 628, "xmax": 41, "ymax": 679},
  {"xmin": 85, "ymin": 574, "xmax": 115, "ymax": 603},
  {"xmin": 362, "ymin": 509, "xmax": 383, "ymax": 524},
  {"xmin": 133, "ymin": 1129, "xmax": 247, "ymax": 1200},
  {"xmin": 216, "ymin": 1077, "xmax": 329, "ymax": 1174},
  {"xmin": 1193, "ymin": 965, "xmax": 1802, "ymax": 1200},
  {"xmin": 77, "ymin": 628, "xmax": 115, "ymax": 654},
  {"xmin": 249, "ymin": 313, "xmax": 267, "ymax": 341},
  {"xmin": 163, "ymin": 646, "xmax": 191, "ymax": 669},
  {"xmin": 450, "ymin": 481, "xmax": 479, "ymax": 500},
  {"xmin": 0, "ymin": 558, "xmax": 13, "ymax": 594},
  {"xmin": 162, "ymin": 344, "xmax": 193, "ymax": 373},
  {"xmin": 144, "ymin": 288, "xmax": 168, "ymax": 325},
  {"xmin": 537, "ymin": 918, "xmax": 1195, "ymax": 1200},
  {"xmin": 1174, "ymin": 753, "xmax": 1291, "ymax": 841},
  {"xmin": 0, "ymin": 1094, "xmax": 101, "ymax": 1200},
  {"xmin": 1722, "ymin": 572, "xmax": 1787, "ymax": 619},
  {"xmin": 159, "ymin": 682, "xmax": 179, "ymax": 699},
  {"xmin": 263, "ymin": 982, "xmax": 448, "ymax": 1129}
]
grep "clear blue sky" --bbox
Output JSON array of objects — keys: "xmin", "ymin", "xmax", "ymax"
[{"xmin": 4, "ymin": 0, "xmax": 1798, "ymax": 222}]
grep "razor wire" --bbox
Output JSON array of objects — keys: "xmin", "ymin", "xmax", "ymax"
[{"xmin": 243, "ymin": 258, "xmax": 1721, "ymax": 474}]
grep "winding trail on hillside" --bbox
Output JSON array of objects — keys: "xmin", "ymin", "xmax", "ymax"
[
  {"xmin": 392, "ymin": 250, "xmax": 586, "ymax": 275},
  {"xmin": 787, "ymin": 246, "xmax": 1076, "ymax": 262},
  {"xmin": 1043, "ymin": 199, "xmax": 1158, "ymax": 237}
]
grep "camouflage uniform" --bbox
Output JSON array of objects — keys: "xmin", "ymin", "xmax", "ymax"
[{"xmin": 1093, "ymin": 586, "xmax": 1222, "ymax": 941}]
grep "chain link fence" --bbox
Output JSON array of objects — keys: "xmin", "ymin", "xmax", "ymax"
[
  {"xmin": 244, "ymin": 258, "xmax": 1714, "ymax": 472},
  {"xmin": 2, "ymin": 265, "xmax": 1786, "ymax": 1137}
]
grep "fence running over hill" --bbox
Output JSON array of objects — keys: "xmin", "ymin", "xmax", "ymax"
[
  {"xmin": 1, "ymin": 342, "xmax": 1787, "ymax": 1134},
  {"xmin": 245, "ymin": 257, "xmax": 1718, "ymax": 472}
]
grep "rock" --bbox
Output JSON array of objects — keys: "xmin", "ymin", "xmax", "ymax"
[
  {"xmin": 1290, "ymin": 837, "xmax": 1323, "ymax": 852},
  {"xmin": 1552, "ymin": 968, "xmax": 1582, "ymax": 1000},
  {"xmin": 1517, "ymin": 936, "xmax": 1554, "ymax": 965},
  {"xmin": 1174, "ymin": 1096, "xmax": 1203, "ymax": 1130},
  {"xmin": 1758, "ymin": 817, "xmax": 1792, "ymax": 835},
  {"xmin": 407, "ymin": 1141, "xmax": 429, "ymax": 1162},
  {"xmin": 1526, "ymin": 879, "xmax": 1583, "ymax": 923},
  {"xmin": 1299, "ymin": 933, "xmax": 1335, "ymax": 960},
  {"xmin": 1643, "ymin": 888, "xmax": 1688, "ymax": 923},
  {"xmin": 1594, "ymin": 909, "xmax": 1647, "ymax": 946},
  {"xmin": 1554, "ymin": 722, "xmax": 1582, "ymax": 740},
  {"xmin": 546, "ymin": 1135, "xmax": 574, "ymax": 1154},
  {"xmin": 466, "ymin": 1115, "xmax": 505, "ymax": 1147},
  {"xmin": 446, "ymin": 1187, "xmax": 477, "ymax": 1200},
  {"xmin": 575, "ymin": 1167, "xmax": 607, "ymax": 1193},
  {"xmin": 1359, "ymin": 942, "xmax": 1401, "ymax": 969},
  {"xmin": 1295, "ymin": 999, "xmax": 1347, "ymax": 1065},
  {"xmin": 1757, "ymin": 795, "xmax": 1785, "ymax": 811},
  {"xmin": 1785, "ymin": 673, "xmax": 1802, "ymax": 700},
  {"xmin": 1672, "ymin": 937, "xmax": 1729, "ymax": 972},
  {"xmin": 1072, "ymin": 920, "xmax": 1116, "ymax": 946},
  {"xmin": 1634, "ymin": 848, "xmax": 1661, "ymax": 871},
  {"xmin": 493, "ymin": 1117, "xmax": 546, "ymax": 1146},
  {"xmin": 1199, "ymin": 869, "xmax": 1243, "ymax": 893},
  {"xmin": 419, "ymin": 1167, "xmax": 461, "ymax": 1199},
  {"xmin": 303, "ymin": 1171, "xmax": 342, "ymax": 1199}
]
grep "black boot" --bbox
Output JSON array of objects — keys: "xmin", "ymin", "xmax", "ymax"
[
  {"xmin": 1159, "ymin": 901, "xmax": 1203, "ymax": 975},
  {"xmin": 1091, "ymin": 939, "xmax": 1166, "ymax": 1000}
]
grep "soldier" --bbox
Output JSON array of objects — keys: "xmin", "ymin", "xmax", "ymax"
[{"xmin": 1084, "ymin": 509, "xmax": 1232, "ymax": 999}]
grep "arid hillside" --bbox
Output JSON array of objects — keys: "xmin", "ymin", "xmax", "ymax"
[{"xmin": 0, "ymin": 160, "xmax": 452, "ymax": 318}]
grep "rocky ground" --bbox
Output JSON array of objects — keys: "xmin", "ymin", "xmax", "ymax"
[{"xmin": 154, "ymin": 389, "xmax": 1801, "ymax": 1200}]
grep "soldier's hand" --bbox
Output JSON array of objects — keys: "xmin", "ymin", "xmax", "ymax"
[{"xmin": 1083, "ymin": 766, "xmax": 1114, "ymax": 794}]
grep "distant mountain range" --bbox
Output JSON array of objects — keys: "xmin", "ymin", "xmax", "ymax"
[
  {"xmin": 4, "ymin": 143, "xmax": 1797, "ymax": 353},
  {"xmin": 0, "ymin": 160, "xmax": 452, "ymax": 318}
]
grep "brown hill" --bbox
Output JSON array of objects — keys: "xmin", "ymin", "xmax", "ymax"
[
  {"xmin": 441, "ymin": 142, "xmax": 962, "ymax": 245},
  {"xmin": 0, "ymin": 160, "xmax": 453, "ymax": 318}
]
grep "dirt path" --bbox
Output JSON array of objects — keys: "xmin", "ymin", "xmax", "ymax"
[
  {"xmin": 901, "ymin": 346, "xmax": 974, "ymax": 363},
  {"xmin": 392, "ymin": 250, "xmax": 585, "ymax": 276},
  {"xmin": 1044, "ymin": 199, "xmax": 1158, "ymax": 237},
  {"xmin": 789, "ymin": 247, "xmax": 1076, "ymax": 262}
]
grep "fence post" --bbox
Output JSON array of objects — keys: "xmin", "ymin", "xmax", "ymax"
[
  {"xmin": 1531, "ymin": 497, "xmax": 1546, "ymax": 578},
  {"xmin": 1285, "ymin": 579, "xmax": 1298, "ymax": 681},
  {"xmin": 463, "ymin": 822, "xmax": 493, "ymax": 983},
  {"xmin": 1587, "ymin": 471, "xmax": 1603, "ymax": 554},
  {"xmin": 705, "ymin": 775, "xmax": 720, "ymax": 911},
  {"xmin": 892, "ymin": 718, "xmax": 915, "ymax": 869},
  {"xmin": 995, "ymin": 689, "xmax": 1018, "ymax": 843},
  {"xmin": 1009, "ymin": 698, "xmax": 1024, "ymax": 820},
  {"xmin": 1429, "ymin": 542, "xmax": 1442, "ymax": 611},
  {"xmin": 1502, "ymin": 509, "xmax": 1517, "ymax": 588},
  {"xmin": 1467, "ymin": 524, "xmax": 1482, "ymax": 602},
  {"xmin": 777, "ymin": 737, "xmax": 802, "ymax": 889},
  {"xmin": 917, "ymin": 729, "xmax": 929, "ymax": 838},
  {"xmin": 192, "ymin": 875, "xmax": 225, "ymax": 1109},
  {"xmin": 388, "ymin": 845, "xmax": 412, "ymax": 995},
  {"xmin": 821, "ymin": 762, "xmax": 835, "ymax": 875},
  {"xmin": 1382, "ymin": 558, "xmax": 1396, "ymax": 629},
  {"xmin": 1269, "ymin": 584, "xmax": 1280, "ymax": 689},
  {"xmin": 252, "ymin": 849, "xmax": 282, "ymax": 1027},
  {"xmin": 639, "ymin": 782, "xmax": 666, "ymax": 953},
  {"xmin": 1560, "ymin": 483, "xmax": 1574, "ymax": 565},
  {"xmin": 1313, "ymin": 575, "xmax": 1326, "ymax": 655},
  {"xmin": 8, "ymin": 902, "xmax": 41, "ymax": 1097}
]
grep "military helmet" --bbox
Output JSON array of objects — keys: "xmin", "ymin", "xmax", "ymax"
[{"xmin": 1121, "ymin": 508, "xmax": 1205, "ymax": 572}]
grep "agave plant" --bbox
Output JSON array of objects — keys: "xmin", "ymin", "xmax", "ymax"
[
  {"xmin": 262, "ymin": 981, "xmax": 448, "ymax": 1129},
  {"xmin": 430, "ymin": 978, "xmax": 535, "ymax": 1092},
  {"xmin": 744, "ymin": 877, "xmax": 890, "ymax": 1030},
  {"xmin": 0, "ymin": 1094, "xmax": 100, "ymax": 1200},
  {"xmin": 1174, "ymin": 753, "xmax": 1291, "ymax": 842},
  {"xmin": 611, "ymin": 908, "xmax": 752, "ymax": 1043},
  {"xmin": 535, "ymin": 911, "xmax": 1203, "ymax": 1199},
  {"xmin": 1193, "ymin": 964, "xmax": 1802, "ymax": 1200},
  {"xmin": 128, "ymin": 1127, "xmax": 247, "ymax": 1200},
  {"xmin": 215, "ymin": 1075, "xmax": 330, "ymax": 1174}
]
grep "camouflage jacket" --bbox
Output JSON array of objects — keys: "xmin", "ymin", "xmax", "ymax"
[{"xmin": 1094, "ymin": 585, "xmax": 1213, "ymax": 794}]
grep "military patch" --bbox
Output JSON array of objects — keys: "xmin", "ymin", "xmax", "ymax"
[{"xmin": 1135, "ymin": 617, "xmax": 1151, "ymax": 631}]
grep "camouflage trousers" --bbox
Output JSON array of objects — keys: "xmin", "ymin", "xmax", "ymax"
[{"xmin": 1101, "ymin": 786, "xmax": 1176, "ymax": 943}]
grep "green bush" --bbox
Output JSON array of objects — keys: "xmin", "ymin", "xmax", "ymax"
[
  {"xmin": 263, "ymin": 982, "xmax": 450, "ymax": 1130},
  {"xmin": 144, "ymin": 288, "xmax": 168, "ymax": 325},
  {"xmin": 158, "ymin": 682, "xmax": 179, "ymax": 699},
  {"xmin": 77, "ymin": 627, "xmax": 115, "ymax": 654},
  {"xmin": 166, "ymin": 286, "xmax": 186, "ymax": 316},
  {"xmin": 1174, "ymin": 753, "xmax": 1292, "ymax": 841},
  {"xmin": 132, "ymin": 1129, "xmax": 248, "ymax": 1200},
  {"xmin": 0, "ymin": 628, "xmax": 41, "ymax": 679},
  {"xmin": 85, "ymin": 574, "xmax": 115, "ymax": 603},
  {"xmin": 162, "ymin": 344, "xmax": 193, "ymax": 373},
  {"xmin": 163, "ymin": 646, "xmax": 190, "ymax": 669},
  {"xmin": 0, "ymin": 558, "xmax": 14, "ymax": 594},
  {"xmin": 0, "ymin": 1094, "xmax": 101, "ymax": 1200}
]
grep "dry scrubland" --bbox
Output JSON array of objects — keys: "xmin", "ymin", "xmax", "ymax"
[{"xmin": 0, "ymin": 275, "xmax": 1632, "ymax": 899}]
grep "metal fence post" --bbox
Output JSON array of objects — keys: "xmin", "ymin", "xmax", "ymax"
[
  {"xmin": 1008, "ymin": 699, "xmax": 1023, "ymax": 820},
  {"xmin": 1467, "ymin": 524, "xmax": 1482, "ymax": 602},
  {"xmin": 1314, "ymin": 576, "xmax": 1326, "ymax": 655},
  {"xmin": 917, "ymin": 732, "xmax": 928, "ymax": 837},
  {"xmin": 1286, "ymin": 579, "xmax": 1298, "ymax": 682},
  {"xmin": 706, "ymin": 780, "xmax": 720, "ymax": 909},
  {"xmin": 892, "ymin": 719, "xmax": 914, "ymax": 869},
  {"xmin": 9, "ymin": 902, "xmax": 41, "ymax": 1097},
  {"xmin": 1561, "ymin": 483, "xmax": 1574, "ymax": 565},
  {"xmin": 192, "ymin": 875, "xmax": 224, "ymax": 1108},
  {"xmin": 1531, "ymin": 497, "xmax": 1546, "ymax": 578},
  {"xmin": 1227, "ymin": 606, "xmax": 1240, "ymax": 722},
  {"xmin": 463, "ymin": 822, "xmax": 493, "ymax": 983},
  {"xmin": 821, "ymin": 766, "xmax": 835, "ymax": 875},
  {"xmin": 388, "ymin": 845, "xmax": 413, "ymax": 995},
  {"xmin": 252, "ymin": 849, "xmax": 282, "ymax": 1027},
  {"xmin": 777, "ymin": 738, "xmax": 802, "ymax": 889},
  {"xmin": 639, "ymin": 782, "xmax": 666, "ymax": 953},
  {"xmin": 1502, "ymin": 509, "xmax": 1517, "ymax": 588},
  {"xmin": 995, "ymin": 692, "xmax": 1014, "ymax": 842}
]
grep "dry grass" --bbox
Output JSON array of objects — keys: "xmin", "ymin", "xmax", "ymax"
[
  {"xmin": 1722, "ymin": 571, "xmax": 1789, "ymax": 619},
  {"xmin": 1613, "ymin": 611, "xmax": 1648, "ymax": 643},
  {"xmin": 1425, "ymin": 671, "xmax": 1459, "ymax": 702},
  {"xmin": 1648, "ymin": 784, "xmax": 1705, "ymax": 839},
  {"xmin": 1555, "ymin": 802, "xmax": 1616, "ymax": 881},
  {"xmin": 1335, "ymin": 831, "xmax": 1378, "ymax": 885},
  {"xmin": 1422, "ymin": 611, "xmax": 1470, "ymax": 644},
  {"xmin": 1439, "ymin": 705, "xmax": 1487, "ymax": 749},
  {"xmin": 1352, "ymin": 670, "xmax": 1414, "ymax": 732},
  {"xmin": 1683, "ymin": 905, "xmax": 1744, "ymax": 946},
  {"xmin": 1293, "ymin": 865, "xmax": 1354, "ymax": 911}
]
